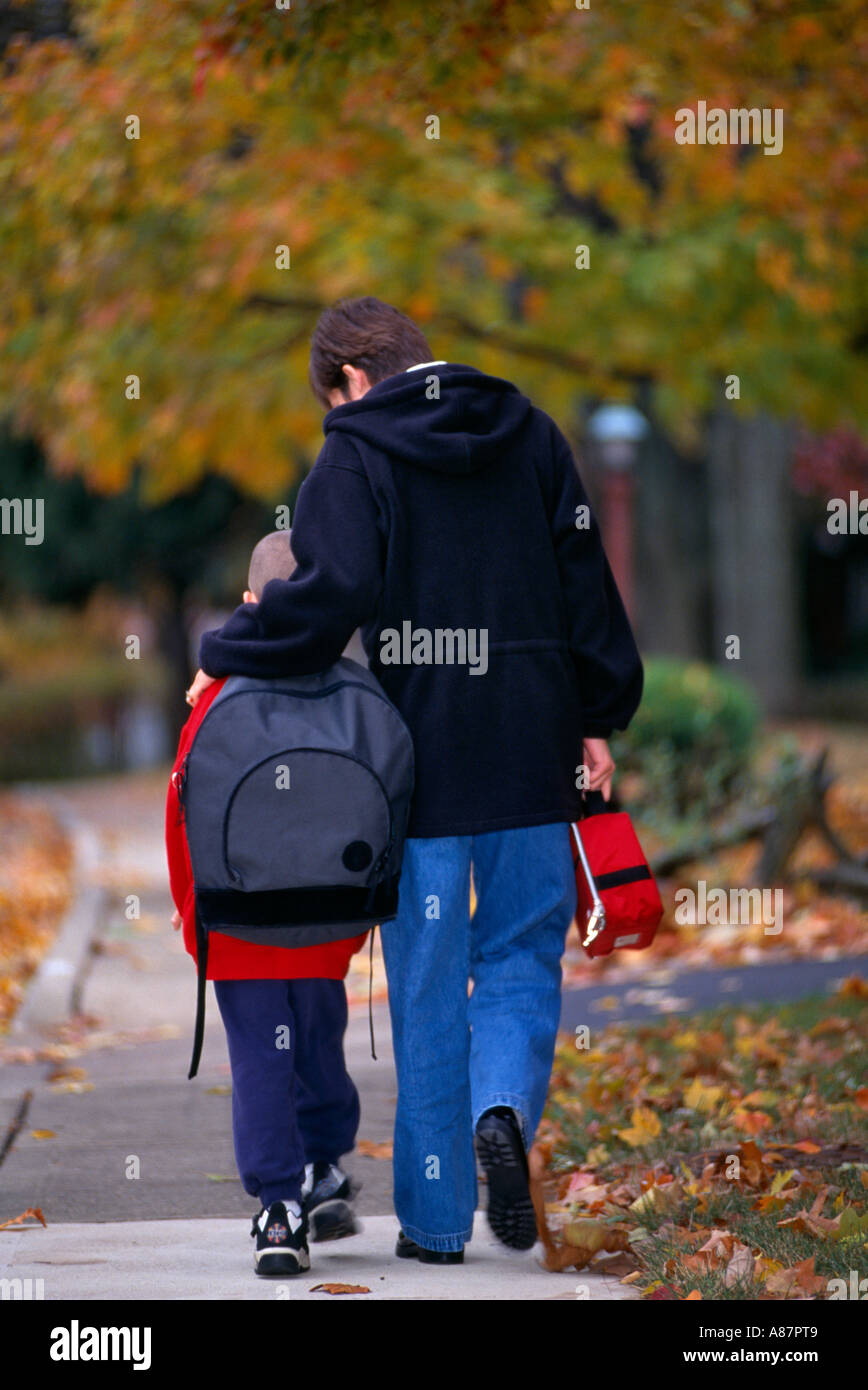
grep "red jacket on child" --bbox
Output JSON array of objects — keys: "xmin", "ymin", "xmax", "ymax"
[{"xmin": 165, "ymin": 677, "xmax": 367, "ymax": 980}]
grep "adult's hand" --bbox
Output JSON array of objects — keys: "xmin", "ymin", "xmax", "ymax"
[
  {"xmin": 583, "ymin": 737, "xmax": 616, "ymax": 801},
  {"xmin": 186, "ymin": 668, "xmax": 216, "ymax": 708}
]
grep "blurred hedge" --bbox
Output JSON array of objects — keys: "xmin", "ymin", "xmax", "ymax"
[{"xmin": 611, "ymin": 657, "xmax": 760, "ymax": 826}]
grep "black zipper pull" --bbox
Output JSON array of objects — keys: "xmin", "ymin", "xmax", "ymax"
[{"xmin": 174, "ymin": 754, "xmax": 189, "ymax": 824}]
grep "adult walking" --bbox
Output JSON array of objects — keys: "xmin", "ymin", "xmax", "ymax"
[{"xmin": 188, "ymin": 296, "xmax": 643, "ymax": 1263}]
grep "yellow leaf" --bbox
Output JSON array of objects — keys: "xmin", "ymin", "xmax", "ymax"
[
  {"xmin": 833, "ymin": 1207, "xmax": 868, "ymax": 1242},
  {"xmin": 30, "ymin": 1130, "xmax": 55, "ymax": 1140},
  {"xmin": 684, "ymin": 1077, "xmax": 724, "ymax": 1113},
  {"xmin": 563, "ymin": 1219, "xmax": 610, "ymax": 1253},
  {"xmin": 742, "ymin": 1090, "xmax": 779, "ymax": 1108},
  {"xmin": 630, "ymin": 1182, "xmax": 683, "ymax": 1218},
  {"xmin": 755, "ymin": 1256, "xmax": 784, "ymax": 1283},
  {"xmin": 618, "ymin": 1106, "xmax": 661, "ymax": 1148},
  {"xmin": 770, "ymin": 1168, "xmax": 796, "ymax": 1195}
]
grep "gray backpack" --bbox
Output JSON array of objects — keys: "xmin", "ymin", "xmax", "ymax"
[{"xmin": 177, "ymin": 658, "xmax": 415, "ymax": 1075}]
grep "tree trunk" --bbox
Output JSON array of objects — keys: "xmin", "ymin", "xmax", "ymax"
[{"xmin": 708, "ymin": 403, "xmax": 802, "ymax": 714}]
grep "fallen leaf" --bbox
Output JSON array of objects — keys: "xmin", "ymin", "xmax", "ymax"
[
  {"xmin": 205, "ymin": 1085, "xmax": 232, "ymax": 1095},
  {"xmin": 309, "ymin": 1283, "xmax": 370, "ymax": 1295},
  {"xmin": 724, "ymin": 1243, "xmax": 756, "ymax": 1287},
  {"xmin": 776, "ymin": 1191, "xmax": 838, "ymax": 1239},
  {"xmin": 629, "ymin": 1182, "xmax": 683, "ymax": 1219},
  {"xmin": 837, "ymin": 976, "xmax": 868, "ymax": 998},
  {"xmin": 30, "ymin": 1130, "xmax": 55, "ymax": 1140},
  {"xmin": 742, "ymin": 1090, "xmax": 780, "ymax": 1108},
  {"xmin": 765, "ymin": 1257, "xmax": 827, "ymax": 1298},
  {"xmin": 732, "ymin": 1109, "xmax": 774, "ymax": 1135},
  {"xmin": 713, "ymin": 1139, "xmax": 770, "ymax": 1188},
  {"xmin": 563, "ymin": 1219, "xmax": 612, "ymax": 1254},
  {"xmin": 618, "ymin": 1106, "xmax": 661, "ymax": 1148},
  {"xmin": 203, "ymin": 1173, "xmax": 240, "ymax": 1182},
  {"xmin": 770, "ymin": 1168, "xmax": 797, "ymax": 1194},
  {"xmin": 832, "ymin": 1206, "xmax": 868, "ymax": 1242},
  {"xmin": 754, "ymin": 1256, "xmax": 784, "ymax": 1284},
  {"xmin": 684, "ymin": 1077, "xmax": 725, "ymax": 1113},
  {"xmin": 809, "ymin": 1186, "xmax": 830, "ymax": 1219},
  {"xmin": 0, "ymin": 1207, "xmax": 47, "ymax": 1230},
  {"xmin": 691, "ymin": 1229, "xmax": 743, "ymax": 1274},
  {"xmin": 565, "ymin": 1171, "xmax": 598, "ymax": 1198},
  {"xmin": 356, "ymin": 1139, "xmax": 393, "ymax": 1159}
]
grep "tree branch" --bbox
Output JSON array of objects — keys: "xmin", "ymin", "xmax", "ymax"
[{"xmin": 241, "ymin": 294, "xmax": 649, "ymax": 384}]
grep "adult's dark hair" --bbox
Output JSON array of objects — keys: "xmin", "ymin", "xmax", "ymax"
[{"xmin": 308, "ymin": 296, "xmax": 433, "ymax": 409}]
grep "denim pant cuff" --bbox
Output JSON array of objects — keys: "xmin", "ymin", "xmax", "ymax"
[
  {"xmin": 473, "ymin": 1094, "xmax": 532, "ymax": 1151},
  {"xmin": 400, "ymin": 1221, "xmax": 472, "ymax": 1253}
]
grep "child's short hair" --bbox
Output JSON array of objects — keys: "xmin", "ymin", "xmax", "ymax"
[{"xmin": 247, "ymin": 530, "xmax": 296, "ymax": 598}]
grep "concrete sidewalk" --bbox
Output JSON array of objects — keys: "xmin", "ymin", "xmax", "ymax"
[
  {"xmin": 0, "ymin": 773, "xmax": 635, "ymax": 1301},
  {"xmin": 0, "ymin": 1215, "xmax": 630, "ymax": 1302}
]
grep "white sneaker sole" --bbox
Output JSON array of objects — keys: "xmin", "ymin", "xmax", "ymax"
[{"xmin": 254, "ymin": 1246, "xmax": 311, "ymax": 1277}]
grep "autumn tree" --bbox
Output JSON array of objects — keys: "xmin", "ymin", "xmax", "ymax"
[{"xmin": 0, "ymin": 0, "xmax": 863, "ymax": 504}]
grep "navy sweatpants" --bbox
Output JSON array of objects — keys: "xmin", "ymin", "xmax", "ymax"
[{"xmin": 213, "ymin": 979, "xmax": 360, "ymax": 1208}]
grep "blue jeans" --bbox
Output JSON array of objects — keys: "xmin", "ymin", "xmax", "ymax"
[
  {"xmin": 379, "ymin": 823, "xmax": 576, "ymax": 1252},
  {"xmin": 214, "ymin": 978, "xmax": 360, "ymax": 1209}
]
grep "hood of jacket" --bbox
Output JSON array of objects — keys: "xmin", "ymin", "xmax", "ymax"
[{"xmin": 322, "ymin": 363, "xmax": 533, "ymax": 475}]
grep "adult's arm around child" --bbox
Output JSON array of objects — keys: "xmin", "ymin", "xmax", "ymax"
[{"xmin": 199, "ymin": 451, "xmax": 384, "ymax": 680}]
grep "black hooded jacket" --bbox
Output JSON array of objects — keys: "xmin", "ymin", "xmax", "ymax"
[{"xmin": 200, "ymin": 363, "xmax": 643, "ymax": 836}]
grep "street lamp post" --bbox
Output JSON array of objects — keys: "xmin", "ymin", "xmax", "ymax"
[{"xmin": 587, "ymin": 403, "xmax": 649, "ymax": 622}]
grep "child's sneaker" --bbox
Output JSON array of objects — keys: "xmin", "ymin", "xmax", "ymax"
[
  {"xmin": 251, "ymin": 1199, "xmax": 310, "ymax": 1276},
  {"xmin": 301, "ymin": 1162, "xmax": 360, "ymax": 1242}
]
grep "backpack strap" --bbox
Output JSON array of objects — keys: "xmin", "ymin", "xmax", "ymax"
[
  {"xmin": 187, "ymin": 909, "xmax": 209, "ymax": 1079},
  {"xmin": 368, "ymin": 924, "xmax": 377, "ymax": 1062}
]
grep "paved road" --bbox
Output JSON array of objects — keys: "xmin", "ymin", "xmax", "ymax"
[{"xmin": 559, "ymin": 954, "xmax": 868, "ymax": 1029}]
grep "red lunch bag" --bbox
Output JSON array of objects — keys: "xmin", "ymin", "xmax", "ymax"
[{"xmin": 570, "ymin": 790, "xmax": 663, "ymax": 958}]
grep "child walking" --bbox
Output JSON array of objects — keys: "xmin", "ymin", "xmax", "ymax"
[{"xmin": 165, "ymin": 531, "xmax": 367, "ymax": 1276}]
